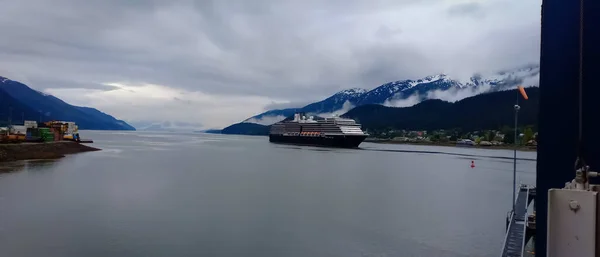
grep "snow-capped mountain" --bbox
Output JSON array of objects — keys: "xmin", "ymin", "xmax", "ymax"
[
  {"xmin": 242, "ymin": 88, "xmax": 368, "ymax": 125},
  {"xmin": 237, "ymin": 64, "xmax": 540, "ymax": 127},
  {"xmin": 473, "ymin": 64, "xmax": 540, "ymax": 91},
  {"xmin": 301, "ymin": 88, "xmax": 368, "ymax": 114},
  {"xmin": 358, "ymin": 74, "xmax": 462, "ymax": 105}
]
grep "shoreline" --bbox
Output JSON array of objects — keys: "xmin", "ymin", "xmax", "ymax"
[
  {"xmin": 364, "ymin": 139, "xmax": 537, "ymax": 152},
  {"xmin": 0, "ymin": 141, "xmax": 101, "ymax": 163}
]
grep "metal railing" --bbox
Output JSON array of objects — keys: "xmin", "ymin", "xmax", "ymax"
[{"xmin": 500, "ymin": 185, "xmax": 532, "ymax": 257}]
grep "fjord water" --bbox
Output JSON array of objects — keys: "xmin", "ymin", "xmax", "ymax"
[{"xmin": 0, "ymin": 131, "xmax": 536, "ymax": 257}]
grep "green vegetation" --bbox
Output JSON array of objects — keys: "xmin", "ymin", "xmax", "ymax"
[{"xmin": 367, "ymin": 127, "xmax": 537, "ymax": 147}]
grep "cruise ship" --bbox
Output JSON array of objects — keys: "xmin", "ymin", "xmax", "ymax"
[{"xmin": 269, "ymin": 113, "xmax": 368, "ymax": 148}]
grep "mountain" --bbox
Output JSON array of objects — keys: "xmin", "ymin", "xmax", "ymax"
[
  {"xmin": 128, "ymin": 120, "xmax": 203, "ymax": 131},
  {"xmin": 243, "ymin": 88, "xmax": 368, "ymax": 125},
  {"xmin": 0, "ymin": 76, "xmax": 135, "ymax": 130},
  {"xmin": 357, "ymin": 74, "xmax": 462, "ymax": 105},
  {"xmin": 241, "ymin": 88, "xmax": 368, "ymax": 126},
  {"xmin": 0, "ymin": 87, "xmax": 39, "ymax": 127},
  {"xmin": 237, "ymin": 65, "xmax": 540, "ymax": 127},
  {"xmin": 221, "ymin": 122, "xmax": 270, "ymax": 136},
  {"xmin": 220, "ymin": 88, "xmax": 539, "ymax": 136},
  {"xmin": 202, "ymin": 129, "xmax": 222, "ymax": 134},
  {"xmin": 342, "ymin": 87, "xmax": 539, "ymax": 132},
  {"xmin": 243, "ymin": 108, "xmax": 299, "ymax": 125},
  {"xmin": 471, "ymin": 64, "xmax": 540, "ymax": 91},
  {"xmin": 301, "ymin": 88, "xmax": 368, "ymax": 114},
  {"xmin": 73, "ymin": 106, "xmax": 135, "ymax": 130}
]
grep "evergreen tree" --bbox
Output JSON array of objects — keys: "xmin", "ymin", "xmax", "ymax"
[
  {"xmin": 504, "ymin": 130, "xmax": 515, "ymax": 144},
  {"xmin": 523, "ymin": 127, "xmax": 534, "ymax": 144},
  {"xmin": 487, "ymin": 131, "xmax": 496, "ymax": 142}
]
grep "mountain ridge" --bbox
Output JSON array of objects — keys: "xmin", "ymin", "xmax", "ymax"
[
  {"xmin": 127, "ymin": 120, "xmax": 204, "ymax": 132},
  {"xmin": 242, "ymin": 108, "xmax": 299, "ymax": 125},
  {"xmin": 344, "ymin": 87, "xmax": 539, "ymax": 132},
  {"xmin": 237, "ymin": 64, "xmax": 539, "ymax": 127},
  {"xmin": 220, "ymin": 88, "xmax": 539, "ymax": 136},
  {"xmin": 221, "ymin": 122, "xmax": 271, "ymax": 136},
  {"xmin": 0, "ymin": 76, "xmax": 135, "ymax": 130}
]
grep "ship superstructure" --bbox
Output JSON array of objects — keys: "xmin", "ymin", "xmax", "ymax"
[{"xmin": 269, "ymin": 113, "xmax": 368, "ymax": 148}]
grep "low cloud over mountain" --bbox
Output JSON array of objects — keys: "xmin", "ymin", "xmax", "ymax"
[{"xmin": 238, "ymin": 64, "xmax": 539, "ymax": 127}]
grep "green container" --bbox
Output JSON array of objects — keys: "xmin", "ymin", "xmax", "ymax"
[{"xmin": 38, "ymin": 128, "xmax": 55, "ymax": 142}]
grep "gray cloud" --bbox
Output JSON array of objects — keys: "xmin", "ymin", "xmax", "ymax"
[
  {"xmin": 263, "ymin": 101, "xmax": 312, "ymax": 111},
  {"xmin": 0, "ymin": 0, "xmax": 541, "ymax": 127},
  {"xmin": 447, "ymin": 2, "xmax": 484, "ymax": 18}
]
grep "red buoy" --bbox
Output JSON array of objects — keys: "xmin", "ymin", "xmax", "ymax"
[{"xmin": 471, "ymin": 161, "xmax": 475, "ymax": 168}]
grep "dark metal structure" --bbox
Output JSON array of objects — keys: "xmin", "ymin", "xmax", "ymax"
[
  {"xmin": 536, "ymin": 0, "xmax": 600, "ymax": 256},
  {"xmin": 501, "ymin": 185, "xmax": 535, "ymax": 257}
]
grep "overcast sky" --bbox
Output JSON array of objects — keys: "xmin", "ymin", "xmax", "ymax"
[{"xmin": 0, "ymin": 0, "xmax": 541, "ymax": 129}]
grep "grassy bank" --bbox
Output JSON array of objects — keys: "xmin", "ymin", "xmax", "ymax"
[
  {"xmin": 364, "ymin": 138, "xmax": 537, "ymax": 152},
  {"xmin": 0, "ymin": 141, "xmax": 100, "ymax": 162}
]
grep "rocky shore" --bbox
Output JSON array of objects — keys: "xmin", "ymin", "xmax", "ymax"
[{"xmin": 0, "ymin": 142, "xmax": 100, "ymax": 162}]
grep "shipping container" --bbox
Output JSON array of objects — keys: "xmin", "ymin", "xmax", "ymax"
[
  {"xmin": 10, "ymin": 125, "xmax": 27, "ymax": 135},
  {"xmin": 3, "ymin": 134, "xmax": 25, "ymax": 142},
  {"xmin": 24, "ymin": 120, "xmax": 38, "ymax": 128},
  {"xmin": 52, "ymin": 130, "xmax": 62, "ymax": 141},
  {"xmin": 66, "ymin": 122, "xmax": 77, "ymax": 134},
  {"xmin": 25, "ymin": 135, "xmax": 42, "ymax": 142},
  {"xmin": 39, "ymin": 128, "xmax": 51, "ymax": 135},
  {"xmin": 26, "ymin": 128, "xmax": 40, "ymax": 137}
]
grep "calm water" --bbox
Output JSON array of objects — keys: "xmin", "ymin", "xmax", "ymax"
[{"xmin": 0, "ymin": 131, "xmax": 536, "ymax": 257}]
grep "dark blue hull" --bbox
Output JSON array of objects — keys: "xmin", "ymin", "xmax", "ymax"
[{"xmin": 269, "ymin": 134, "xmax": 367, "ymax": 148}]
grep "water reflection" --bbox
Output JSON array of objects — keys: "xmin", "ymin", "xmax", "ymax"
[
  {"xmin": 0, "ymin": 159, "xmax": 58, "ymax": 174},
  {"xmin": 364, "ymin": 148, "xmax": 536, "ymax": 161},
  {"xmin": 0, "ymin": 132, "xmax": 539, "ymax": 257}
]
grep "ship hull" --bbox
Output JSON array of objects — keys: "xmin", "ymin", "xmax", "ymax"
[{"xmin": 269, "ymin": 134, "xmax": 368, "ymax": 148}]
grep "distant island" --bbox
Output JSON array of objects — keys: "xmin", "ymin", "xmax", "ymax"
[
  {"xmin": 221, "ymin": 123, "xmax": 270, "ymax": 135},
  {"xmin": 201, "ymin": 129, "xmax": 222, "ymax": 134},
  {"xmin": 0, "ymin": 76, "xmax": 135, "ymax": 130}
]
